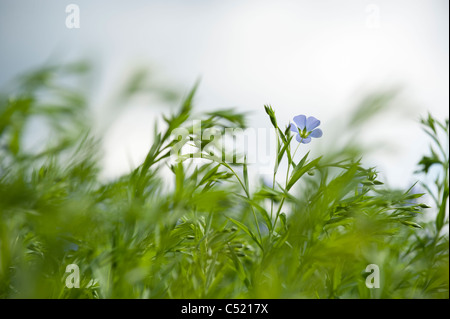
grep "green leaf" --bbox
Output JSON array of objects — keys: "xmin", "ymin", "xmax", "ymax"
[
  {"xmin": 198, "ymin": 164, "xmax": 220, "ymax": 186},
  {"xmin": 404, "ymin": 193, "xmax": 425, "ymax": 200},
  {"xmin": 141, "ymin": 133, "xmax": 161, "ymax": 173},
  {"xmin": 287, "ymin": 156, "xmax": 321, "ymax": 191},
  {"xmin": 436, "ymin": 188, "xmax": 449, "ymax": 231},
  {"xmin": 206, "ymin": 108, "xmax": 247, "ymax": 128},
  {"xmin": 276, "ymin": 135, "xmax": 294, "ymax": 171},
  {"xmin": 235, "ymin": 194, "xmax": 273, "ymax": 232},
  {"xmin": 227, "ymin": 217, "xmax": 262, "ymax": 249},
  {"xmin": 400, "ymin": 220, "xmax": 423, "ymax": 229},
  {"xmin": 227, "ymin": 242, "xmax": 251, "ymax": 288},
  {"xmin": 297, "ymin": 151, "xmax": 310, "ymax": 169},
  {"xmin": 255, "ymin": 185, "xmax": 283, "ymax": 199},
  {"xmin": 243, "ymin": 155, "xmax": 249, "ymax": 192},
  {"xmin": 279, "ymin": 212, "xmax": 287, "ymax": 230}
]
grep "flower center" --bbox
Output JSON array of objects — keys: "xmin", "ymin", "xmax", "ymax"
[{"xmin": 299, "ymin": 127, "xmax": 310, "ymax": 138}]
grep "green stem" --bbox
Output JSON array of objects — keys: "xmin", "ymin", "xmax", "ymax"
[
  {"xmin": 273, "ymin": 143, "xmax": 301, "ymax": 232},
  {"xmin": 271, "ymin": 130, "xmax": 280, "ymax": 220},
  {"xmin": 271, "ymin": 171, "xmax": 276, "ymax": 220},
  {"xmin": 220, "ymin": 162, "xmax": 263, "ymax": 249},
  {"xmin": 286, "ymin": 143, "xmax": 301, "ymax": 185}
]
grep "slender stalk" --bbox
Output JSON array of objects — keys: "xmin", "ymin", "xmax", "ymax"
[
  {"xmin": 286, "ymin": 143, "xmax": 301, "ymax": 185},
  {"xmin": 272, "ymin": 143, "xmax": 301, "ymax": 231},
  {"xmin": 270, "ymin": 130, "xmax": 280, "ymax": 220},
  {"xmin": 220, "ymin": 161, "xmax": 263, "ymax": 248}
]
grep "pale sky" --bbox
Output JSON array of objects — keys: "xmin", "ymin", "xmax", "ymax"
[{"xmin": 0, "ymin": 0, "xmax": 448, "ymax": 188}]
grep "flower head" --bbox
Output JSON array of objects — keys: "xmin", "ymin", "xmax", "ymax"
[{"xmin": 290, "ymin": 115, "xmax": 323, "ymax": 144}]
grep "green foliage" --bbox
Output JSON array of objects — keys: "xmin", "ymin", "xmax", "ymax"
[{"xmin": 0, "ymin": 63, "xmax": 448, "ymax": 299}]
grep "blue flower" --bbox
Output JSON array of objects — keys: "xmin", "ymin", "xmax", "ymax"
[{"xmin": 290, "ymin": 115, "xmax": 323, "ymax": 144}]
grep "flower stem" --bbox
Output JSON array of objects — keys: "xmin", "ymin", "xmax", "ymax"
[
  {"xmin": 270, "ymin": 130, "xmax": 280, "ymax": 220},
  {"xmin": 220, "ymin": 161, "xmax": 263, "ymax": 250},
  {"xmin": 273, "ymin": 141, "xmax": 301, "ymax": 232},
  {"xmin": 286, "ymin": 143, "xmax": 301, "ymax": 185}
]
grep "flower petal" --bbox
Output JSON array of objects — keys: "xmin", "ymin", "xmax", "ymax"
[
  {"xmin": 306, "ymin": 116, "xmax": 320, "ymax": 131},
  {"xmin": 301, "ymin": 137, "xmax": 312, "ymax": 144},
  {"xmin": 293, "ymin": 115, "xmax": 306, "ymax": 130},
  {"xmin": 309, "ymin": 128, "xmax": 323, "ymax": 138},
  {"xmin": 295, "ymin": 134, "xmax": 303, "ymax": 143},
  {"xmin": 290, "ymin": 123, "xmax": 299, "ymax": 133}
]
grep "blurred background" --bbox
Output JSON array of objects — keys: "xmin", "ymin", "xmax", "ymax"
[{"xmin": 0, "ymin": 0, "xmax": 448, "ymax": 187}]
